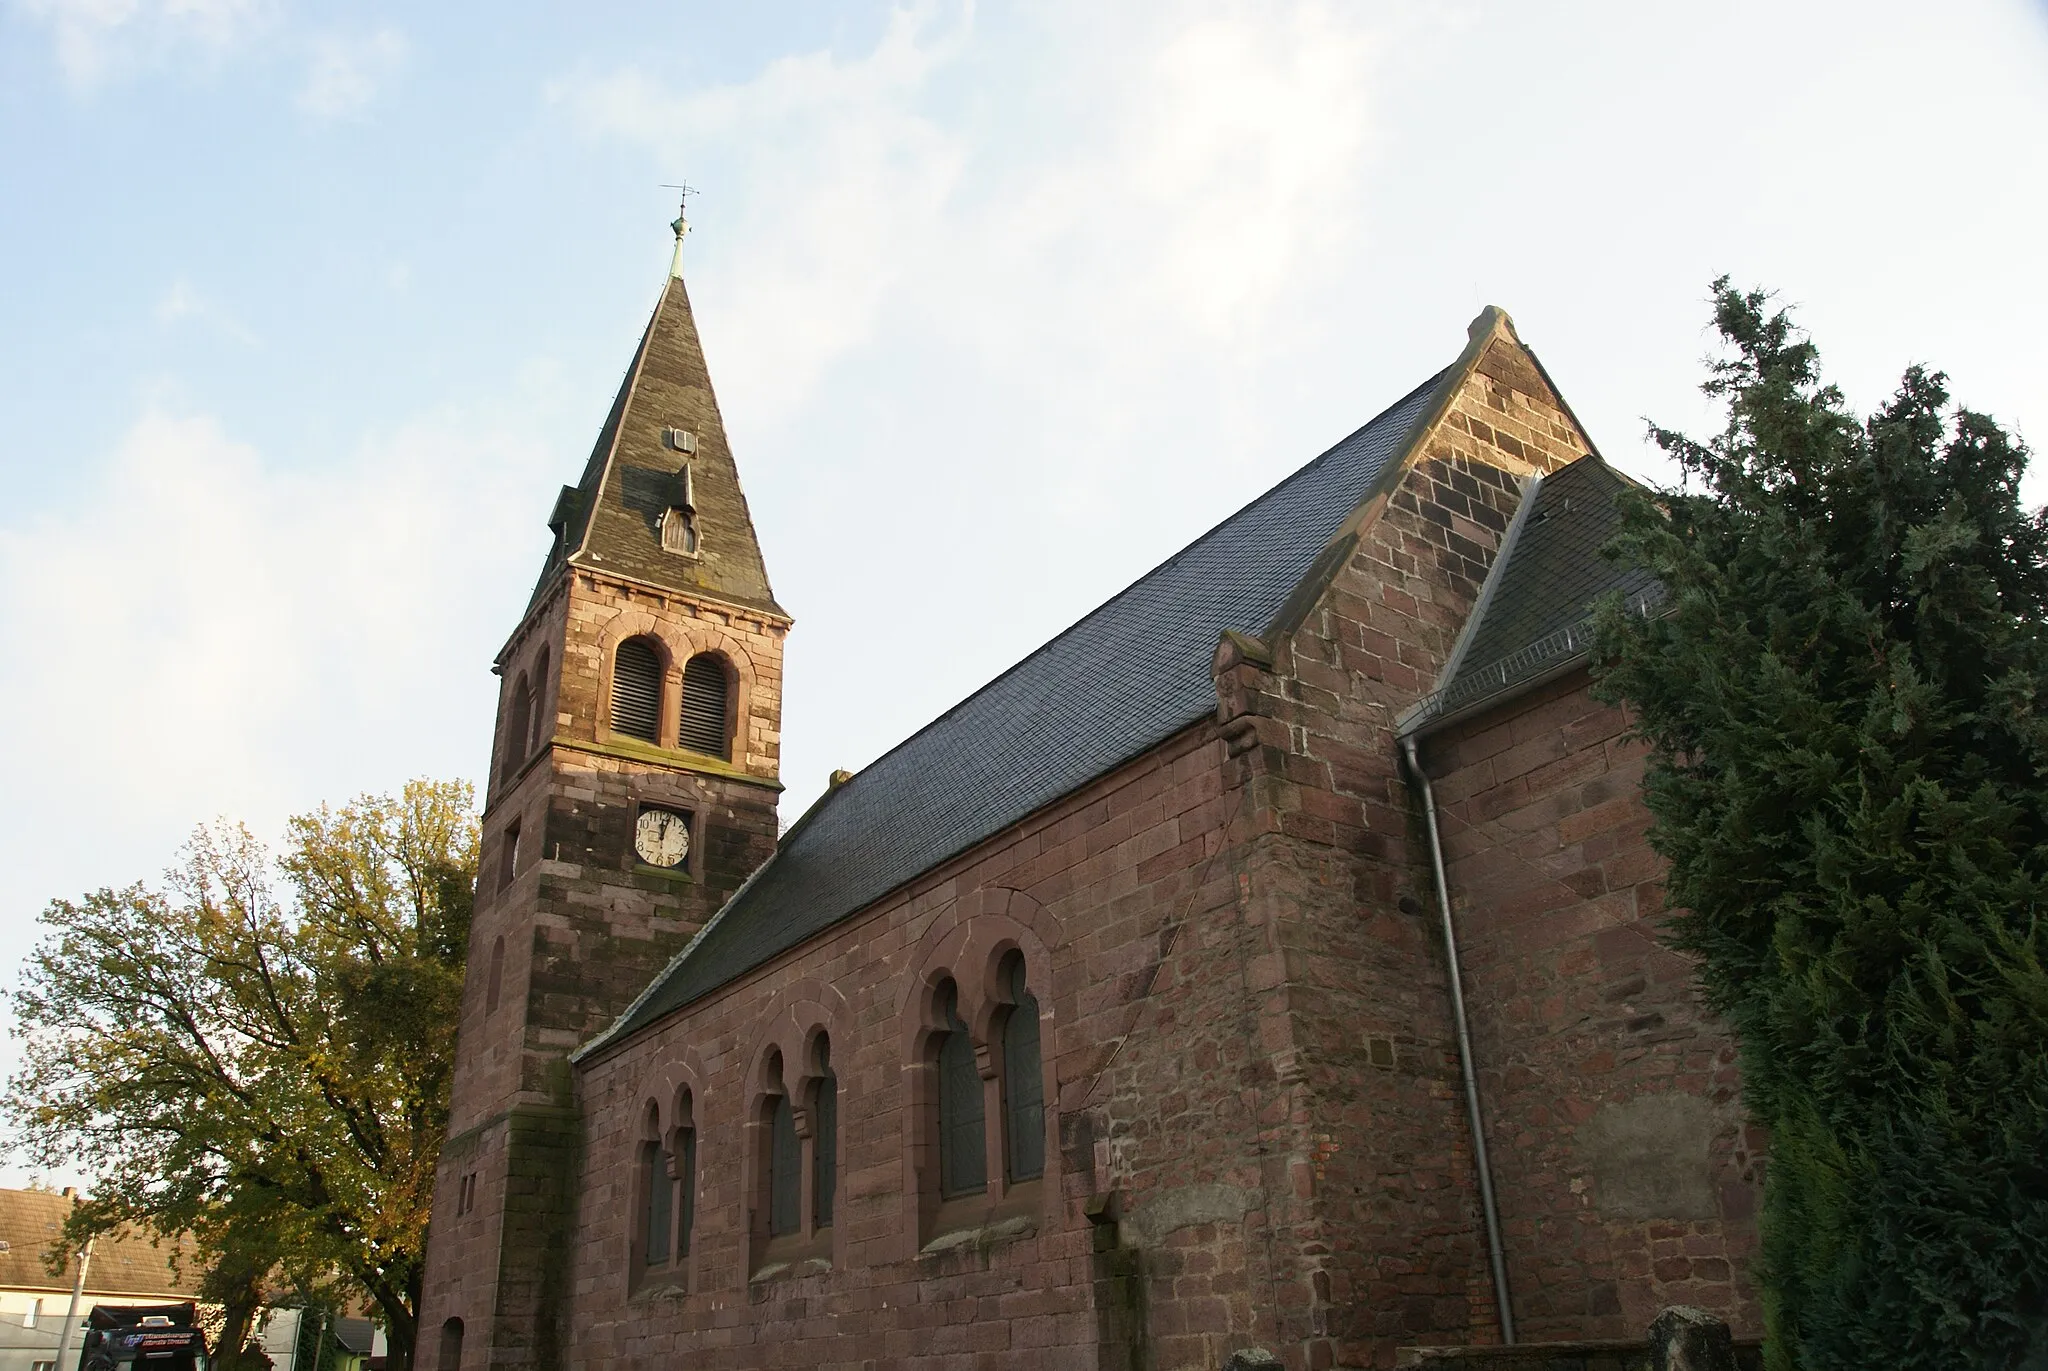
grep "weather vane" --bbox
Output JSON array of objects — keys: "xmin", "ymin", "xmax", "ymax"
[
  {"xmin": 661, "ymin": 182, "xmax": 698, "ymax": 233},
  {"xmin": 660, "ymin": 182, "xmax": 698, "ymax": 276}
]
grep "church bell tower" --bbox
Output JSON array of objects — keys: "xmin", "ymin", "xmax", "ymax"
[{"xmin": 417, "ymin": 206, "xmax": 788, "ymax": 1371}]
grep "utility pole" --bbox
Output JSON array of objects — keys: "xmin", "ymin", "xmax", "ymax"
[{"xmin": 50, "ymin": 1232, "xmax": 94, "ymax": 1371}]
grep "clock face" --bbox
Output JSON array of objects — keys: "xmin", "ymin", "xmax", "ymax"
[{"xmin": 634, "ymin": 809, "xmax": 691, "ymax": 868}]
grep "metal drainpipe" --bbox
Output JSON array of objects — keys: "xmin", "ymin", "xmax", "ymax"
[{"xmin": 1401, "ymin": 735, "xmax": 1516, "ymax": 1345}]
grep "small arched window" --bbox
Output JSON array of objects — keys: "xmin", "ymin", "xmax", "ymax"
[
  {"xmin": 676, "ymin": 1091, "xmax": 697, "ymax": 1259},
  {"xmin": 936, "ymin": 979, "xmax": 986, "ymax": 1199},
  {"xmin": 641, "ymin": 1135, "xmax": 673, "ymax": 1267},
  {"xmin": 503, "ymin": 674, "xmax": 532, "ymax": 779},
  {"xmin": 611, "ymin": 637, "xmax": 662, "ymax": 742},
  {"xmin": 485, "ymin": 936, "xmax": 504, "ymax": 1015},
  {"xmin": 678, "ymin": 653, "xmax": 731, "ymax": 758},
  {"xmin": 813, "ymin": 1037, "xmax": 838, "ymax": 1229},
  {"xmin": 437, "ymin": 1319, "xmax": 463, "ymax": 1371},
  {"xmin": 1001, "ymin": 952, "xmax": 1045, "ymax": 1182},
  {"xmin": 767, "ymin": 1053, "xmax": 801, "ymax": 1237},
  {"xmin": 528, "ymin": 650, "xmax": 551, "ymax": 755}
]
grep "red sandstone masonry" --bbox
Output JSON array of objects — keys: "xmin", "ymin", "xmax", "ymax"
[
  {"xmin": 419, "ymin": 564, "xmax": 789, "ymax": 1371},
  {"xmin": 1419, "ymin": 672, "xmax": 1762, "ymax": 1341},
  {"xmin": 438, "ymin": 312, "xmax": 1765, "ymax": 1371}
]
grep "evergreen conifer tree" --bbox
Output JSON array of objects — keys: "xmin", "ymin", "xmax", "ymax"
[{"xmin": 1595, "ymin": 282, "xmax": 2048, "ymax": 1369}]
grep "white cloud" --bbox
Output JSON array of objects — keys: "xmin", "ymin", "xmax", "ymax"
[
  {"xmin": 0, "ymin": 401, "xmax": 557, "ymax": 969},
  {"xmin": 14, "ymin": 0, "xmax": 268, "ymax": 86},
  {"xmin": 154, "ymin": 277, "xmax": 260, "ymax": 343},
  {"xmin": 297, "ymin": 26, "xmax": 407, "ymax": 118}
]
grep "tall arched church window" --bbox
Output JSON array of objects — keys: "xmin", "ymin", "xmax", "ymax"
[
  {"xmin": 485, "ymin": 936, "xmax": 504, "ymax": 1015},
  {"xmin": 768, "ymin": 1054, "xmax": 801, "ymax": 1237},
  {"xmin": 936, "ymin": 979, "xmax": 986, "ymax": 1198},
  {"xmin": 641, "ymin": 1137, "xmax": 673, "ymax": 1266},
  {"xmin": 678, "ymin": 653, "xmax": 730, "ymax": 759},
  {"xmin": 813, "ymin": 1037, "xmax": 838, "ymax": 1228},
  {"xmin": 611, "ymin": 637, "xmax": 662, "ymax": 743},
  {"xmin": 503, "ymin": 675, "xmax": 532, "ymax": 779},
  {"xmin": 676, "ymin": 1091, "xmax": 697, "ymax": 1258},
  {"xmin": 528, "ymin": 650, "xmax": 550, "ymax": 755},
  {"xmin": 1001, "ymin": 952, "xmax": 1045, "ymax": 1182},
  {"xmin": 437, "ymin": 1320, "xmax": 463, "ymax": 1371}
]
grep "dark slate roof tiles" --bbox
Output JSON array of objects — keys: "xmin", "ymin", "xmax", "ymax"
[
  {"xmin": 598, "ymin": 364, "xmax": 1456, "ymax": 1043},
  {"xmin": 1426, "ymin": 454, "xmax": 1658, "ymax": 721}
]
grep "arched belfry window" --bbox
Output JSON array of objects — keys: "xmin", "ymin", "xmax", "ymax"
[
  {"xmin": 1000, "ymin": 952, "xmax": 1045, "ymax": 1182},
  {"xmin": 611, "ymin": 637, "xmax": 662, "ymax": 743},
  {"xmin": 678, "ymin": 653, "xmax": 731, "ymax": 758},
  {"xmin": 813, "ymin": 1037, "xmax": 838, "ymax": 1228},
  {"xmin": 766, "ymin": 1052, "xmax": 801, "ymax": 1237},
  {"xmin": 936, "ymin": 979, "xmax": 986, "ymax": 1199},
  {"xmin": 503, "ymin": 674, "xmax": 532, "ymax": 779}
]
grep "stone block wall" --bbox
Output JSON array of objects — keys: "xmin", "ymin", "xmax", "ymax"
[
  {"xmin": 1418, "ymin": 673, "xmax": 1763, "ymax": 1340},
  {"xmin": 569, "ymin": 721, "xmax": 1280, "ymax": 1371},
  {"xmin": 419, "ymin": 564, "xmax": 788, "ymax": 1371}
]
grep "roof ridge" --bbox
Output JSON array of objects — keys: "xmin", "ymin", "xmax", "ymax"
[
  {"xmin": 775, "ymin": 363, "xmax": 1461, "ymax": 789},
  {"xmin": 580, "ymin": 354, "xmax": 1468, "ymax": 1051}
]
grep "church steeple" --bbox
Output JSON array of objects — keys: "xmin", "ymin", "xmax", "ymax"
[
  {"xmin": 535, "ymin": 212, "xmax": 782, "ymax": 618},
  {"xmin": 424, "ymin": 209, "xmax": 789, "ymax": 1371}
]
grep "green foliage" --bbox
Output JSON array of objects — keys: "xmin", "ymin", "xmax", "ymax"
[
  {"xmin": 1593, "ymin": 283, "xmax": 2048, "ymax": 1369},
  {"xmin": 4, "ymin": 780, "xmax": 478, "ymax": 1371}
]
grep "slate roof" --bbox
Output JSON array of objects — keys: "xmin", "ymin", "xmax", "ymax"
[
  {"xmin": 592, "ymin": 364, "xmax": 1457, "ymax": 1045},
  {"xmin": 1409, "ymin": 454, "xmax": 1658, "ymax": 729},
  {"xmin": 525, "ymin": 272, "xmax": 784, "ymax": 624},
  {"xmin": 0, "ymin": 1190, "xmax": 199, "ymax": 1297}
]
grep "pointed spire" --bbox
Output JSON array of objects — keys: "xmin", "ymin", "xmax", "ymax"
[{"xmin": 527, "ymin": 202, "xmax": 784, "ymax": 619}]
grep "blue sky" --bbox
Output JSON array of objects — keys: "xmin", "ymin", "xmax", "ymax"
[{"xmin": 2, "ymin": 0, "xmax": 2045, "ymax": 1183}]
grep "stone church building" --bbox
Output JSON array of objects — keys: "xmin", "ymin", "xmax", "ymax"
[{"xmin": 417, "ymin": 217, "xmax": 1764, "ymax": 1371}]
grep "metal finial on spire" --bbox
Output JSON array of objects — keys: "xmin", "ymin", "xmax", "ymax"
[{"xmin": 661, "ymin": 182, "xmax": 697, "ymax": 278}]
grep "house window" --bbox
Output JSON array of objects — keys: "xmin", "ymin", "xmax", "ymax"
[
  {"xmin": 485, "ymin": 936, "xmax": 504, "ymax": 1015},
  {"xmin": 678, "ymin": 653, "xmax": 730, "ymax": 758},
  {"xmin": 642, "ymin": 1139, "xmax": 673, "ymax": 1266},
  {"xmin": 25, "ymin": 1299, "xmax": 40, "ymax": 1328},
  {"xmin": 610, "ymin": 637, "xmax": 663, "ymax": 743},
  {"xmin": 936, "ymin": 979, "xmax": 986, "ymax": 1198},
  {"xmin": 768, "ymin": 1056, "xmax": 801, "ymax": 1237},
  {"xmin": 813, "ymin": 1037, "xmax": 838, "ymax": 1228},
  {"xmin": 1001, "ymin": 951, "xmax": 1045, "ymax": 1182},
  {"xmin": 503, "ymin": 674, "xmax": 532, "ymax": 781}
]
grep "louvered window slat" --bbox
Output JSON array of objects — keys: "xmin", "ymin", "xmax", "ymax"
[
  {"xmin": 611, "ymin": 639, "xmax": 662, "ymax": 742},
  {"xmin": 679, "ymin": 654, "xmax": 730, "ymax": 758}
]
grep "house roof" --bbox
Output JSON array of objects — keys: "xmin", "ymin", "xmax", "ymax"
[
  {"xmin": 0, "ymin": 1191, "xmax": 199, "ymax": 1298},
  {"xmin": 524, "ymin": 269, "xmax": 784, "ymax": 625},
  {"xmin": 1406, "ymin": 454, "xmax": 1658, "ymax": 731},
  {"xmin": 585, "ymin": 362, "xmax": 1457, "ymax": 1050}
]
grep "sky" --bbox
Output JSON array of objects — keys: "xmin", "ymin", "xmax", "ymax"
[{"xmin": 1, "ymin": 0, "xmax": 2045, "ymax": 1186}]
